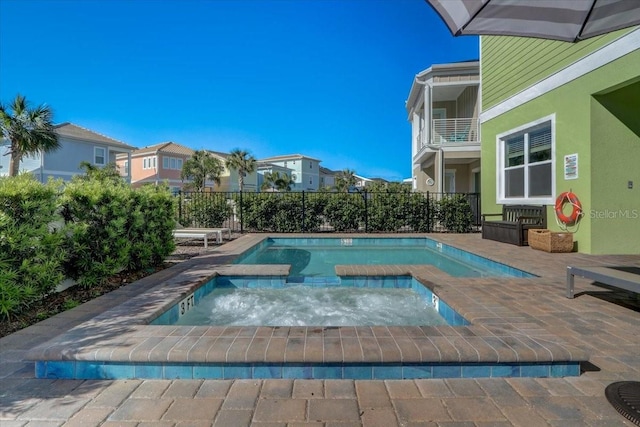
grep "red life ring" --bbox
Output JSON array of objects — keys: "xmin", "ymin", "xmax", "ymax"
[{"xmin": 555, "ymin": 192, "xmax": 582, "ymax": 225}]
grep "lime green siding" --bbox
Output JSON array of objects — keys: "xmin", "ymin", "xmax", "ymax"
[
  {"xmin": 591, "ymin": 82, "xmax": 640, "ymax": 254},
  {"xmin": 482, "ymin": 28, "xmax": 635, "ymax": 110},
  {"xmin": 481, "ymin": 49, "xmax": 640, "ymax": 254}
]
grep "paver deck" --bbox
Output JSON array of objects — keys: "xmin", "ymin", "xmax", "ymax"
[{"xmin": 2, "ymin": 233, "xmax": 639, "ymax": 425}]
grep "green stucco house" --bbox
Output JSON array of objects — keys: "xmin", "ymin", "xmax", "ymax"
[{"xmin": 480, "ymin": 28, "xmax": 640, "ymax": 255}]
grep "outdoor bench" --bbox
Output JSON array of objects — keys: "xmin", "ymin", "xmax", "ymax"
[{"xmin": 481, "ymin": 204, "xmax": 547, "ymax": 246}]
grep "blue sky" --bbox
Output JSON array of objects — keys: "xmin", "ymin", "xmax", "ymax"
[{"xmin": 0, "ymin": 0, "xmax": 478, "ymax": 181}]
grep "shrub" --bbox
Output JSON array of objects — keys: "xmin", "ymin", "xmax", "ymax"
[
  {"xmin": 366, "ymin": 191, "xmax": 406, "ymax": 232},
  {"xmin": 405, "ymin": 192, "xmax": 437, "ymax": 232},
  {"xmin": 0, "ymin": 175, "xmax": 65, "ymax": 319},
  {"xmin": 436, "ymin": 194, "xmax": 473, "ymax": 233},
  {"xmin": 240, "ymin": 193, "xmax": 279, "ymax": 232},
  {"xmin": 323, "ymin": 193, "xmax": 364, "ymax": 232},
  {"xmin": 178, "ymin": 192, "xmax": 231, "ymax": 228},
  {"xmin": 126, "ymin": 184, "xmax": 176, "ymax": 271},
  {"xmin": 61, "ymin": 177, "xmax": 132, "ymax": 287}
]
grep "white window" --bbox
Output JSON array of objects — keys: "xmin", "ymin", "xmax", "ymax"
[
  {"xmin": 143, "ymin": 156, "xmax": 157, "ymax": 170},
  {"xmin": 123, "ymin": 160, "xmax": 129, "ymax": 175},
  {"xmin": 94, "ymin": 147, "xmax": 106, "ymax": 165},
  {"xmin": 162, "ymin": 156, "xmax": 183, "ymax": 170},
  {"xmin": 497, "ymin": 115, "xmax": 555, "ymax": 204}
]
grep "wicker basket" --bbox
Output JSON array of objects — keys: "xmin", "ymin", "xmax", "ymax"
[{"xmin": 528, "ymin": 229, "xmax": 574, "ymax": 253}]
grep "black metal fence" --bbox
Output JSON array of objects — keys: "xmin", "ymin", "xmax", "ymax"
[{"xmin": 175, "ymin": 190, "xmax": 481, "ymax": 233}]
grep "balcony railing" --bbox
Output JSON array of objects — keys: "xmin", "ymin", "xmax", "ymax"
[{"xmin": 431, "ymin": 118, "xmax": 479, "ymax": 145}]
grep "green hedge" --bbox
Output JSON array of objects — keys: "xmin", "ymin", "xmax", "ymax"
[
  {"xmin": 177, "ymin": 192, "xmax": 231, "ymax": 228},
  {"xmin": 0, "ymin": 174, "xmax": 176, "ymax": 319},
  {"xmin": 0, "ymin": 175, "xmax": 65, "ymax": 319}
]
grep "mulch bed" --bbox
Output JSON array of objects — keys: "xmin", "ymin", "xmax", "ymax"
[{"xmin": 0, "ymin": 242, "xmax": 208, "ymax": 339}]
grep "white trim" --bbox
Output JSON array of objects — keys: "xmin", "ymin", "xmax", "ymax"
[
  {"xmin": 496, "ymin": 114, "xmax": 556, "ymax": 205},
  {"xmin": 41, "ymin": 169, "xmax": 78, "ymax": 177},
  {"xmin": 481, "ymin": 28, "xmax": 640, "ymax": 123}
]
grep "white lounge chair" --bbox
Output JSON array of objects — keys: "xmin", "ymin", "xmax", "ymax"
[{"xmin": 172, "ymin": 227, "xmax": 231, "ymax": 248}]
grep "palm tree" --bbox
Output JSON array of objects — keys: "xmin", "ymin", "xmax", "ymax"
[
  {"xmin": 181, "ymin": 150, "xmax": 224, "ymax": 191},
  {"xmin": 335, "ymin": 168, "xmax": 357, "ymax": 193},
  {"xmin": 261, "ymin": 171, "xmax": 278, "ymax": 192},
  {"xmin": 261, "ymin": 171, "xmax": 293, "ymax": 192},
  {"xmin": 225, "ymin": 148, "xmax": 256, "ymax": 191},
  {"xmin": 275, "ymin": 172, "xmax": 293, "ymax": 192},
  {"xmin": 78, "ymin": 161, "xmax": 123, "ymax": 184},
  {"xmin": 0, "ymin": 94, "xmax": 59, "ymax": 177}
]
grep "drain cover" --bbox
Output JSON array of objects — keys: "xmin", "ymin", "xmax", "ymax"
[{"xmin": 605, "ymin": 381, "xmax": 640, "ymax": 426}]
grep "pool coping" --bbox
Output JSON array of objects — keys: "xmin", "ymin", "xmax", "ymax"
[{"xmin": 26, "ymin": 234, "xmax": 588, "ymax": 378}]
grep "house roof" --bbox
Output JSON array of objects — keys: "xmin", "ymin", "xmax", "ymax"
[
  {"xmin": 319, "ymin": 166, "xmax": 337, "ymax": 175},
  {"xmin": 132, "ymin": 142, "xmax": 194, "ymax": 157},
  {"xmin": 54, "ymin": 122, "xmax": 136, "ymax": 149},
  {"xmin": 260, "ymin": 153, "xmax": 322, "ymax": 163},
  {"xmin": 405, "ymin": 60, "xmax": 480, "ymax": 113},
  {"xmin": 207, "ymin": 150, "xmax": 229, "ymax": 159}
]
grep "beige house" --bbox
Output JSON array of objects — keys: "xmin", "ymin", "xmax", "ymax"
[
  {"xmin": 406, "ymin": 61, "xmax": 481, "ymax": 194},
  {"xmin": 208, "ymin": 150, "xmax": 259, "ymax": 192}
]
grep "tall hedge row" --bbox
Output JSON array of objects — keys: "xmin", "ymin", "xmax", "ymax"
[
  {"xmin": 229, "ymin": 191, "xmax": 471, "ymax": 233},
  {"xmin": 0, "ymin": 174, "xmax": 176, "ymax": 319}
]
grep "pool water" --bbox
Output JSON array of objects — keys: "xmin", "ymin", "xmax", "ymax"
[
  {"xmin": 234, "ymin": 238, "xmax": 534, "ymax": 278},
  {"xmin": 173, "ymin": 286, "xmax": 448, "ymax": 327},
  {"xmin": 152, "ymin": 275, "xmax": 469, "ymax": 327}
]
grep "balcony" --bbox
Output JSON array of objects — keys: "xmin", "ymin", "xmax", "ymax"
[{"xmin": 431, "ymin": 118, "xmax": 479, "ymax": 145}]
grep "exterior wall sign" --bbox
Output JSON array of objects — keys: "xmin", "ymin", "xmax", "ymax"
[{"xmin": 564, "ymin": 153, "xmax": 578, "ymax": 180}]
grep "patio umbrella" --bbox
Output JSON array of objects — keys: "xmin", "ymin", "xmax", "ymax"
[{"xmin": 425, "ymin": 0, "xmax": 640, "ymax": 42}]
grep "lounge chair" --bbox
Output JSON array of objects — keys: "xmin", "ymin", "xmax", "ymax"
[
  {"xmin": 172, "ymin": 227, "xmax": 231, "ymax": 248},
  {"xmin": 449, "ymin": 125, "xmax": 470, "ymax": 142},
  {"xmin": 566, "ymin": 265, "xmax": 640, "ymax": 299}
]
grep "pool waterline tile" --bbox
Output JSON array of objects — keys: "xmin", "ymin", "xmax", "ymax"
[{"xmin": 32, "ymin": 360, "xmax": 583, "ymax": 380}]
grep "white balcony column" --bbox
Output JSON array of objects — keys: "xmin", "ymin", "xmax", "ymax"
[
  {"xmin": 412, "ymin": 112, "xmax": 421, "ymax": 157},
  {"xmin": 424, "ymin": 83, "xmax": 432, "ymax": 145}
]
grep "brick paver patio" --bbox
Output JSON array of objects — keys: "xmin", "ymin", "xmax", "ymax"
[{"xmin": 1, "ymin": 233, "xmax": 639, "ymax": 426}]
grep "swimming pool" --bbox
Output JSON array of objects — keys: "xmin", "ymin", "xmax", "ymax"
[
  {"xmin": 234, "ymin": 237, "xmax": 535, "ymax": 278},
  {"xmin": 152, "ymin": 275, "xmax": 469, "ymax": 327},
  {"xmin": 30, "ymin": 234, "xmax": 584, "ymax": 381}
]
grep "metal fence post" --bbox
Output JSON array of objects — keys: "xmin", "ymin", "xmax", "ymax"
[
  {"xmin": 426, "ymin": 191, "xmax": 431, "ymax": 232},
  {"xmin": 302, "ymin": 191, "xmax": 306, "ymax": 232},
  {"xmin": 177, "ymin": 190, "xmax": 182, "ymax": 224},
  {"xmin": 364, "ymin": 190, "xmax": 368, "ymax": 233},
  {"xmin": 239, "ymin": 190, "xmax": 244, "ymax": 234}
]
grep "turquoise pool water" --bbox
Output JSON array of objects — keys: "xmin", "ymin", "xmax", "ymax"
[
  {"xmin": 233, "ymin": 238, "xmax": 534, "ymax": 278},
  {"xmin": 152, "ymin": 275, "xmax": 469, "ymax": 327}
]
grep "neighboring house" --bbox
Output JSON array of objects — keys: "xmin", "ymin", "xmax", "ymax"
[
  {"xmin": 354, "ymin": 174, "xmax": 373, "ymax": 189},
  {"xmin": 480, "ymin": 28, "xmax": 640, "ymax": 254},
  {"xmin": 0, "ymin": 122, "xmax": 135, "ymax": 182},
  {"xmin": 257, "ymin": 161, "xmax": 293, "ymax": 191},
  {"xmin": 117, "ymin": 142, "xmax": 194, "ymax": 192},
  {"xmin": 259, "ymin": 154, "xmax": 321, "ymax": 191},
  {"xmin": 406, "ymin": 61, "xmax": 481, "ymax": 194},
  {"xmin": 319, "ymin": 166, "xmax": 336, "ymax": 190},
  {"xmin": 208, "ymin": 150, "xmax": 259, "ymax": 192}
]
